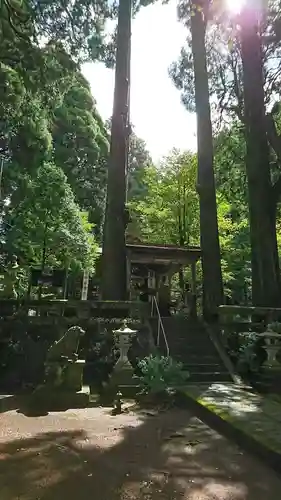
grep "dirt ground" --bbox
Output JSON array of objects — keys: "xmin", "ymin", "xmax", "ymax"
[{"xmin": 1, "ymin": 405, "xmax": 281, "ymax": 500}]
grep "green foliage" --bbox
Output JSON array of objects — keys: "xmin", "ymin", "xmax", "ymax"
[
  {"xmin": 226, "ymin": 331, "xmax": 267, "ymax": 376},
  {"xmin": 0, "ymin": 0, "xmax": 111, "ymax": 271},
  {"xmin": 129, "ymin": 150, "xmax": 199, "ymax": 246},
  {"xmin": 216, "ymin": 195, "xmax": 251, "ymax": 302},
  {"xmin": 137, "ymin": 354, "xmax": 189, "ymax": 394},
  {"xmin": 0, "ymin": 63, "xmax": 25, "ymax": 122},
  {"xmin": 127, "ymin": 131, "xmax": 152, "ymax": 200},
  {"xmin": 214, "ymin": 124, "xmax": 247, "ymax": 217},
  {"xmin": 0, "ymin": 0, "xmax": 114, "ymax": 63},
  {"xmin": 52, "ymin": 70, "xmax": 109, "ymax": 233},
  {"xmin": 128, "ymin": 145, "xmax": 252, "ymax": 303},
  {"xmin": 236, "ymin": 333, "xmax": 259, "ymax": 375},
  {"xmin": 6, "ymin": 162, "xmax": 98, "ymax": 270}
]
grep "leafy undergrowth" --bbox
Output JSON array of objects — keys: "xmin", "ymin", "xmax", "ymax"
[{"xmin": 137, "ymin": 354, "xmax": 189, "ymax": 395}]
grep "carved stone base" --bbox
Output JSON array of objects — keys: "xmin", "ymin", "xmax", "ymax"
[
  {"xmin": 64, "ymin": 359, "xmax": 85, "ymax": 392},
  {"xmin": 45, "ymin": 359, "xmax": 85, "ymax": 392},
  {"xmin": 30, "ymin": 385, "xmax": 90, "ymax": 411},
  {"xmin": 263, "ymin": 346, "xmax": 280, "ymax": 367},
  {"xmin": 111, "ymin": 361, "xmax": 136, "ymax": 387}
]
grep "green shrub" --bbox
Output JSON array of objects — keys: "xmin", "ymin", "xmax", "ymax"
[
  {"xmin": 137, "ymin": 354, "xmax": 189, "ymax": 395},
  {"xmin": 236, "ymin": 332, "xmax": 266, "ymax": 375}
]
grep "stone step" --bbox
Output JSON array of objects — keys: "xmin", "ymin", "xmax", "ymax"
[
  {"xmin": 159, "ymin": 353, "xmax": 222, "ymax": 364},
  {"xmin": 157, "ymin": 327, "xmax": 205, "ymax": 334},
  {"xmin": 161, "ymin": 327, "xmax": 205, "ymax": 333},
  {"xmin": 166, "ymin": 336, "xmax": 207, "ymax": 342},
  {"xmin": 179, "ymin": 363, "xmax": 227, "ymax": 374},
  {"xmin": 159, "ymin": 347, "xmax": 220, "ymax": 359},
  {"xmin": 186, "ymin": 372, "xmax": 232, "ymax": 382},
  {"xmin": 181, "ymin": 353, "xmax": 222, "ymax": 361},
  {"xmin": 161, "ymin": 345, "xmax": 219, "ymax": 357},
  {"xmin": 163, "ymin": 340, "xmax": 218, "ymax": 350},
  {"xmin": 162, "ymin": 321, "xmax": 205, "ymax": 327},
  {"xmin": 161, "ymin": 319, "xmax": 203, "ymax": 326},
  {"xmin": 164, "ymin": 330, "xmax": 206, "ymax": 337},
  {"xmin": 163, "ymin": 328, "xmax": 211, "ymax": 336},
  {"xmin": 155, "ymin": 323, "xmax": 205, "ymax": 333},
  {"xmin": 151, "ymin": 318, "xmax": 233, "ymax": 384},
  {"xmin": 159, "ymin": 332, "xmax": 211, "ymax": 341},
  {"xmin": 165, "ymin": 337, "xmax": 217, "ymax": 346}
]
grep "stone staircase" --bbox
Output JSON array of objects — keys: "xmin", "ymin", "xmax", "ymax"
[{"xmin": 149, "ymin": 316, "xmax": 233, "ymax": 384}]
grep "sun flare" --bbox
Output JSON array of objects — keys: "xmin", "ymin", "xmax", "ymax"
[{"xmin": 225, "ymin": 0, "xmax": 247, "ymax": 15}]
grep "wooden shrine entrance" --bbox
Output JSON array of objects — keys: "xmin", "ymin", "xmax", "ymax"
[{"xmin": 126, "ymin": 243, "xmax": 201, "ymax": 316}]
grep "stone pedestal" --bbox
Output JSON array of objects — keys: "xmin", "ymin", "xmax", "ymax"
[
  {"xmin": 31, "ymin": 359, "xmax": 89, "ymax": 411},
  {"xmin": 30, "ymin": 385, "xmax": 90, "ymax": 412},
  {"xmin": 263, "ymin": 342, "xmax": 281, "ymax": 367},
  {"xmin": 64, "ymin": 359, "xmax": 85, "ymax": 392}
]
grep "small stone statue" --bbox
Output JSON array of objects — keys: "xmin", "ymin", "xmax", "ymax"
[{"xmin": 44, "ymin": 325, "xmax": 85, "ymax": 389}]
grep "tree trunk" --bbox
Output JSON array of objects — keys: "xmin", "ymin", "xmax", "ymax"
[
  {"xmin": 240, "ymin": 7, "xmax": 280, "ymax": 306},
  {"xmin": 38, "ymin": 220, "xmax": 48, "ymax": 301},
  {"xmin": 178, "ymin": 199, "xmax": 186, "ymax": 299},
  {"xmin": 190, "ymin": 2, "xmax": 224, "ymax": 318},
  {"xmin": 101, "ymin": 0, "xmax": 131, "ymax": 300}
]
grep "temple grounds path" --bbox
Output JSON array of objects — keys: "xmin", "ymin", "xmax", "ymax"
[{"xmin": 1, "ymin": 406, "xmax": 281, "ymax": 499}]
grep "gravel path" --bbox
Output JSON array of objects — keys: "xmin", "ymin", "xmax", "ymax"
[{"xmin": 1, "ymin": 406, "xmax": 281, "ymax": 499}]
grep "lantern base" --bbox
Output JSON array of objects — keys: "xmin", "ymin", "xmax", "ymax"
[
  {"xmin": 111, "ymin": 360, "xmax": 136, "ymax": 387},
  {"xmin": 263, "ymin": 346, "xmax": 281, "ymax": 367},
  {"xmin": 117, "ymin": 385, "xmax": 140, "ymax": 398}
]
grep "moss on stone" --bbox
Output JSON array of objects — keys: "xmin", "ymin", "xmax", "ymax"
[{"xmin": 186, "ymin": 388, "xmax": 281, "ymax": 455}]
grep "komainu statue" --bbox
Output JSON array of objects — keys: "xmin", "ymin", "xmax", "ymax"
[{"xmin": 44, "ymin": 325, "xmax": 85, "ymax": 391}]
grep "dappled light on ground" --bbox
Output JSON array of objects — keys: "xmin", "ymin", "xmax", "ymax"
[
  {"xmin": 197, "ymin": 384, "xmax": 264, "ymax": 416},
  {"xmin": 1, "ymin": 407, "xmax": 281, "ymax": 499},
  {"xmin": 187, "ymin": 383, "xmax": 281, "ymax": 454}
]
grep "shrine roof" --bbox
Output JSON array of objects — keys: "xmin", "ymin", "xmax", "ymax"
[{"xmin": 126, "ymin": 242, "xmax": 201, "ymax": 264}]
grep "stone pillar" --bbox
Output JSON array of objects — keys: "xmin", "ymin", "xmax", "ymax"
[
  {"xmin": 148, "ymin": 270, "xmax": 155, "ymax": 289},
  {"xmin": 148, "ymin": 270, "xmax": 155, "ymax": 309},
  {"xmin": 191, "ymin": 262, "xmax": 196, "ymax": 294},
  {"xmin": 81, "ymin": 270, "xmax": 89, "ymax": 300}
]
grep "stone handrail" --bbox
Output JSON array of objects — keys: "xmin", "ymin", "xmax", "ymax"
[
  {"xmin": 218, "ymin": 305, "xmax": 281, "ymax": 341},
  {"xmin": 219, "ymin": 305, "xmax": 281, "ymax": 322}
]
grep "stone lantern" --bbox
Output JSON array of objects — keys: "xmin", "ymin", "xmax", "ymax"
[
  {"xmin": 112, "ymin": 320, "xmax": 137, "ymax": 386},
  {"xmin": 259, "ymin": 326, "xmax": 281, "ymax": 368}
]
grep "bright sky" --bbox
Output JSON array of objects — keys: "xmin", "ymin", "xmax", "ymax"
[{"xmin": 82, "ymin": 1, "xmax": 197, "ymax": 162}]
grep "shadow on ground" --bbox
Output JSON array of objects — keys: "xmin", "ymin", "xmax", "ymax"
[{"xmin": 1, "ymin": 405, "xmax": 281, "ymax": 499}]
